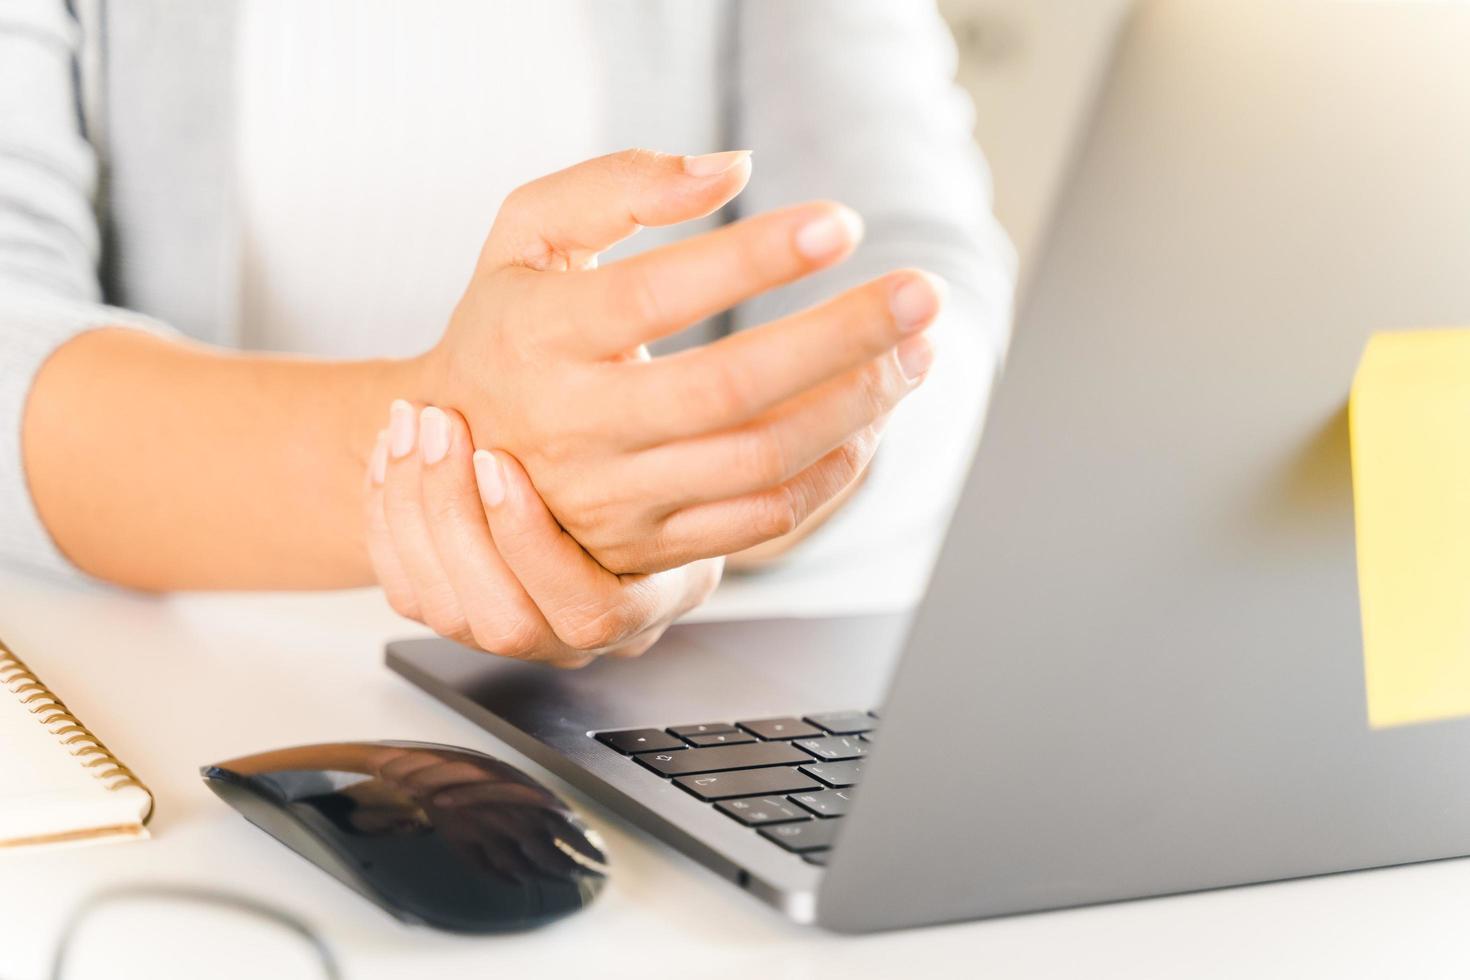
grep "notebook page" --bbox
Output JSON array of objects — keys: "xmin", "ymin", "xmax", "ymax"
[{"xmin": 0, "ymin": 680, "xmax": 150, "ymax": 846}]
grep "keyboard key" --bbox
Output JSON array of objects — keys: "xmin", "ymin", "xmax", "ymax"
[
  {"xmin": 675, "ymin": 767, "xmax": 820, "ymax": 801},
  {"xmin": 685, "ymin": 731, "xmax": 755, "ymax": 747},
  {"xmin": 760, "ymin": 819, "xmax": 843, "ymax": 853},
  {"xmin": 637, "ymin": 741, "xmax": 811, "ymax": 777},
  {"xmin": 802, "ymin": 850, "xmax": 831, "ymax": 866},
  {"xmin": 668, "ymin": 722, "xmax": 736, "ymax": 737},
  {"xmin": 860, "ymin": 732, "xmax": 875, "ymax": 743},
  {"xmin": 789, "ymin": 788, "xmax": 853, "ymax": 818},
  {"xmin": 715, "ymin": 796, "xmax": 811, "ymax": 826},
  {"xmin": 793, "ymin": 735, "xmax": 868, "ymax": 761},
  {"xmin": 801, "ymin": 761, "xmax": 864, "ymax": 787},
  {"xmin": 597, "ymin": 728, "xmax": 684, "ymax": 754},
  {"xmin": 804, "ymin": 711, "xmax": 875, "ymax": 735},
  {"xmin": 737, "ymin": 717, "xmax": 823, "ymax": 740}
]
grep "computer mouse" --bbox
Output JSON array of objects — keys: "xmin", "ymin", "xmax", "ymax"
[{"xmin": 201, "ymin": 740, "xmax": 608, "ymax": 933}]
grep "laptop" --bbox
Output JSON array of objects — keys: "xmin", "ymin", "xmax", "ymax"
[{"xmin": 389, "ymin": 0, "xmax": 1470, "ymax": 932}]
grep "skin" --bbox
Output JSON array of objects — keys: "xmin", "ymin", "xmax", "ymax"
[
  {"xmin": 725, "ymin": 462, "xmax": 872, "ymax": 571},
  {"xmin": 365, "ymin": 405, "xmax": 720, "ymax": 667},
  {"xmin": 23, "ymin": 148, "xmax": 942, "ymax": 661},
  {"xmin": 423, "ymin": 148, "xmax": 941, "ymax": 574}
]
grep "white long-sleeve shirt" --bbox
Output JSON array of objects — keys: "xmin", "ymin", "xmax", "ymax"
[{"xmin": 0, "ymin": 0, "xmax": 1014, "ymax": 618}]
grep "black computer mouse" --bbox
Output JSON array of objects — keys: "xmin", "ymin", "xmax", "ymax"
[{"xmin": 201, "ymin": 740, "xmax": 608, "ymax": 933}]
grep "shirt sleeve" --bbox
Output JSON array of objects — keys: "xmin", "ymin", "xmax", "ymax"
[
  {"xmin": 0, "ymin": 0, "xmax": 170, "ymax": 579},
  {"xmin": 696, "ymin": 0, "xmax": 1016, "ymax": 620}
]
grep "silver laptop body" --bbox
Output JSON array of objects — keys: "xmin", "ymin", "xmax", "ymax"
[{"xmin": 389, "ymin": 0, "xmax": 1470, "ymax": 932}]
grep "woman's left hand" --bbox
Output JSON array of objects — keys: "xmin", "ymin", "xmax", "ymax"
[{"xmin": 364, "ymin": 402, "xmax": 722, "ymax": 668}]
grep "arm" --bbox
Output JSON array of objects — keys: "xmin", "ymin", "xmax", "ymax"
[
  {"xmin": 729, "ymin": 0, "xmax": 1017, "ymax": 563},
  {"xmin": 26, "ymin": 332, "xmax": 424, "ymax": 589},
  {"xmin": 0, "ymin": 0, "xmax": 176, "ymax": 578},
  {"xmin": 18, "ymin": 148, "xmax": 942, "ymax": 593}
]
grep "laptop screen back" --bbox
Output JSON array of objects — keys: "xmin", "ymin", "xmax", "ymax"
[{"xmin": 821, "ymin": 0, "xmax": 1470, "ymax": 930}]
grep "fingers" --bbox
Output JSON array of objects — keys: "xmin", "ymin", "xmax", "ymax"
[
  {"xmin": 367, "ymin": 400, "xmax": 720, "ymax": 663},
  {"xmin": 618, "ymin": 270, "xmax": 945, "ymax": 446},
  {"xmin": 415, "ymin": 407, "xmax": 574, "ymax": 663},
  {"xmin": 475, "ymin": 449, "xmax": 703, "ymax": 652},
  {"xmin": 479, "ymin": 148, "xmax": 752, "ymax": 274},
  {"xmin": 363, "ymin": 429, "xmax": 419, "ymax": 619},
  {"xmin": 565, "ymin": 200, "xmax": 862, "ymax": 356},
  {"xmin": 623, "ymin": 340, "xmax": 929, "ymax": 508},
  {"xmin": 647, "ymin": 429, "xmax": 884, "ymax": 570},
  {"xmin": 370, "ymin": 401, "xmax": 584, "ymax": 665},
  {"xmin": 379, "ymin": 399, "xmax": 472, "ymax": 641},
  {"xmin": 473, "ymin": 448, "xmax": 643, "ymax": 648}
]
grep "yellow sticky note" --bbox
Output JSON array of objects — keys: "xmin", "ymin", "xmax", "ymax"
[{"xmin": 1352, "ymin": 330, "xmax": 1470, "ymax": 728}]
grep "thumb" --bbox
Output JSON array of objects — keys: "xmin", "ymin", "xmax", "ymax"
[{"xmin": 479, "ymin": 147, "xmax": 751, "ymax": 274}]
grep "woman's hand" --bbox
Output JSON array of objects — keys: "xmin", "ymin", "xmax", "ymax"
[
  {"xmin": 364, "ymin": 403, "xmax": 721, "ymax": 667},
  {"xmin": 418, "ymin": 148, "xmax": 941, "ymax": 575}
]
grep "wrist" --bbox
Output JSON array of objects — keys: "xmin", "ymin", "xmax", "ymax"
[{"xmin": 351, "ymin": 350, "xmax": 444, "ymax": 465}]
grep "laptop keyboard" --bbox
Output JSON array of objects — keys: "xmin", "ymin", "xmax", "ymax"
[{"xmin": 594, "ymin": 710, "xmax": 877, "ymax": 866}]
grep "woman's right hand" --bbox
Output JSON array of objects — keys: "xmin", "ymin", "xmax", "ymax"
[
  {"xmin": 415, "ymin": 148, "xmax": 942, "ymax": 576},
  {"xmin": 365, "ymin": 404, "xmax": 721, "ymax": 668}
]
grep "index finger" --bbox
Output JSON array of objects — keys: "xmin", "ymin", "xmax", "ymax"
[{"xmin": 479, "ymin": 148, "xmax": 752, "ymax": 274}]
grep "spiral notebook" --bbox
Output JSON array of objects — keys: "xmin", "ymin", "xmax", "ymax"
[{"xmin": 0, "ymin": 637, "xmax": 153, "ymax": 849}]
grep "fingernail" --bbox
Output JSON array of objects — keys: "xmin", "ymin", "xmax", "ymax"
[
  {"xmin": 794, "ymin": 206, "xmax": 864, "ymax": 261},
  {"xmin": 388, "ymin": 399, "xmax": 416, "ymax": 458},
  {"xmin": 897, "ymin": 335, "xmax": 934, "ymax": 382},
  {"xmin": 419, "ymin": 407, "xmax": 450, "ymax": 465},
  {"xmin": 473, "ymin": 450, "xmax": 505, "ymax": 507},
  {"xmin": 369, "ymin": 430, "xmax": 388, "ymax": 485},
  {"xmin": 890, "ymin": 273, "xmax": 945, "ymax": 332},
  {"xmin": 682, "ymin": 149, "xmax": 751, "ymax": 177}
]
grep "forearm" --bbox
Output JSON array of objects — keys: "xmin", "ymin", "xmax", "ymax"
[{"xmin": 23, "ymin": 327, "xmax": 430, "ymax": 590}]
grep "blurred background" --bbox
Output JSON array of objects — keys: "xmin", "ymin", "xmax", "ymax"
[{"xmin": 942, "ymin": 0, "xmax": 1131, "ymax": 278}]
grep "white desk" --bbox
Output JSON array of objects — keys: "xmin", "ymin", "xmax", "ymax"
[{"xmin": 3, "ymin": 570, "xmax": 1469, "ymax": 980}]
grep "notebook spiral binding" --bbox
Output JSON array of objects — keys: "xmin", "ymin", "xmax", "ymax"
[{"xmin": 0, "ymin": 639, "xmax": 154, "ymax": 821}]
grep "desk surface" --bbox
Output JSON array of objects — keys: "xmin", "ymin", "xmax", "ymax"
[{"xmin": 2, "ymin": 571, "xmax": 1468, "ymax": 980}]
